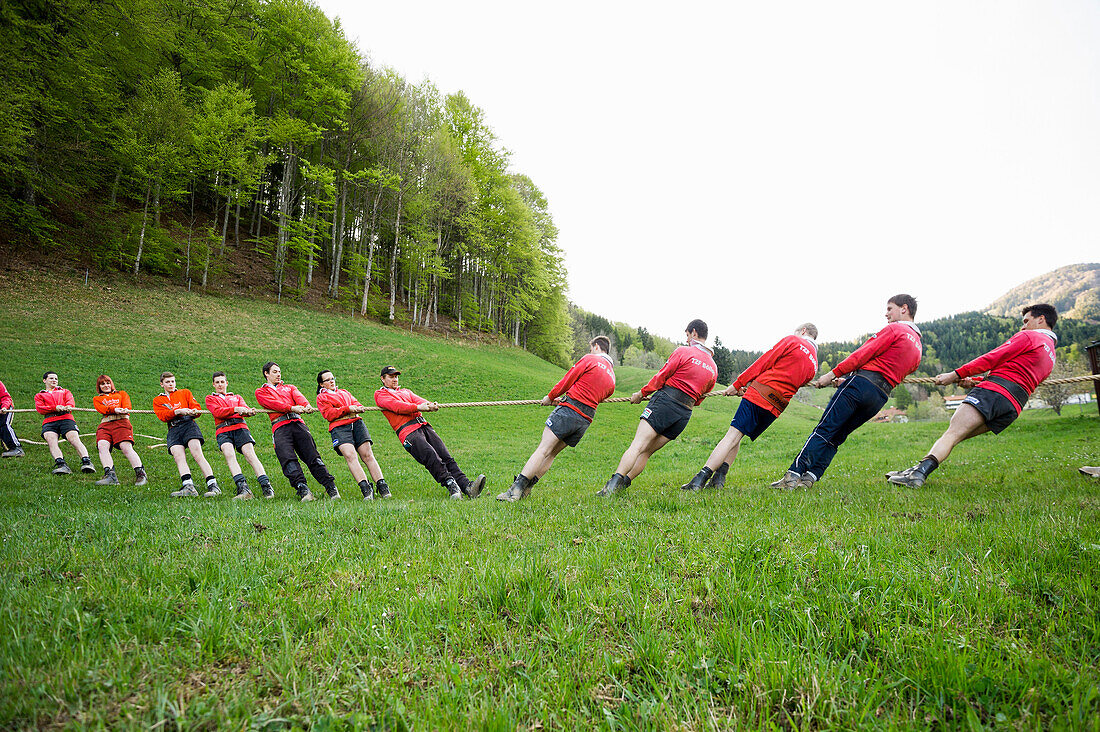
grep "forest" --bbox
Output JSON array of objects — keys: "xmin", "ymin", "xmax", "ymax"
[{"xmin": 1, "ymin": 0, "xmax": 574, "ymax": 365}]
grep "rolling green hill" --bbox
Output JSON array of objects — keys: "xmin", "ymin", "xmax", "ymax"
[{"xmin": 985, "ymin": 262, "xmax": 1100, "ymax": 322}]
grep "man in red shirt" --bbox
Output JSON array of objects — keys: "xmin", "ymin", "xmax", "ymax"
[
  {"xmin": 599, "ymin": 319, "xmax": 717, "ymax": 496},
  {"xmin": 0, "ymin": 379, "xmax": 23, "ymax": 458},
  {"xmin": 254, "ymin": 362, "xmax": 340, "ymax": 502},
  {"xmin": 316, "ymin": 368, "xmax": 392, "ymax": 500},
  {"xmin": 497, "ymin": 336, "xmax": 617, "ymax": 502},
  {"xmin": 680, "ymin": 323, "xmax": 819, "ymax": 491},
  {"xmin": 772, "ymin": 295, "xmax": 923, "ymax": 490},
  {"xmin": 153, "ymin": 372, "xmax": 220, "ymax": 497},
  {"xmin": 374, "ymin": 366, "xmax": 485, "ymax": 500},
  {"xmin": 888, "ymin": 304, "xmax": 1058, "ymax": 487},
  {"xmin": 34, "ymin": 371, "xmax": 95, "ymax": 475},
  {"xmin": 206, "ymin": 371, "xmax": 274, "ymax": 499}
]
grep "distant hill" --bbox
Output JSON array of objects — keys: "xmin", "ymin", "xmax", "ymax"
[{"xmin": 985, "ymin": 263, "xmax": 1100, "ymax": 322}]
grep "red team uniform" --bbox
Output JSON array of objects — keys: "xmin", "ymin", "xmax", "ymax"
[{"xmin": 639, "ymin": 342, "xmax": 717, "ymax": 440}]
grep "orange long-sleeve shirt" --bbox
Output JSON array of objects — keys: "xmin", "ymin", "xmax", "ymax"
[{"xmin": 152, "ymin": 389, "xmax": 201, "ymax": 423}]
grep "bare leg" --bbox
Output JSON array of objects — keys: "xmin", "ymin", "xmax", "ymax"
[
  {"xmin": 44, "ymin": 431, "xmax": 63, "ymax": 460},
  {"xmin": 705, "ymin": 427, "xmax": 746, "ymax": 471},
  {"xmin": 928, "ymin": 404, "xmax": 990, "ymax": 464},
  {"xmin": 119, "ymin": 442, "xmax": 142, "ymax": 470},
  {"xmin": 63, "ymin": 430, "xmax": 89, "ymax": 459},
  {"xmin": 520, "ymin": 427, "xmax": 568, "ymax": 479},
  {"xmin": 220, "ymin": 442, "xmax": 244, "ymax": 475},
  {"xmin": 356, "ymin": 442, "xmax": 384, "ymax": 481},
  {"xmin": 97, "ymin": 439, "xmax": 114, "ymax": 469},
  {"xmin": 616, "ymin": 420, "xmax": 672, "ymax": 479},
  {"xmin": 339, "ymin": 443, "xmax": 368, "ymax": 483},
  {"xmin": 240, "ymin": 443, "xmax": 267, "ymax": 478},
  {"xmin": 169, "ymin": 445, "xmax": 191, "ymax": 476},
  {"xmin": 187, "ymin": 440, "xmax": 214, "ymax": 478}
]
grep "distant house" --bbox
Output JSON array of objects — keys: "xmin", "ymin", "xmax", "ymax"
[
  {"xmin": 944, "ymin": 394, "xmax": 967, "ymax": 411},
  {"xmin": 873, "ymin": 407, "xmax": 908, "ymax": 423}
]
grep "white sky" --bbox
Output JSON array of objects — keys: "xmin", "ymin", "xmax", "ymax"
[{"xmin": 316, "ymin": 0, "xmax": 1100, "ymax": 349}]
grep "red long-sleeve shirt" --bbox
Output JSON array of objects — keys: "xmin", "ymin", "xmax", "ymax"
[
  {"xmin": 316, "ymin": 388, "xmax": 363, "ymax": 431},
  {"xmin": 374, "ymin": 387, "xmax": 429, "ymax": 442},
  {"xmin": 640, "ymin": 342, "xmax": 718, "ymax": 406},
  {"xmin": 152, "ymin": 389, "xmax": 201, "ymax": 423},
  {"xmin": 732, "ymin": 335, "xmax": 819, "ymax": 417},
  {"xmin": 955, "ymin": 329, "xmax": 1057, "ymax": 413},
  {"xmin": 547, "ymin": 353, "xmax": 616, "ymax": 418},
  {"xmin": 0, "ymin": 380, "xmax": 13, "ymax": 410},
  {"xmin": 35, "ymin": 387, "xmax": 76, "ymax": 425},
  {"xmin": 205, "ymin": 392, "xmax": 251, "ymax": 435},
  {"xmin": 254, "ymin": 383, "xmax": 310, "ymax": 432},
  {"xmin": 832, "ymin": 321, "xmax": 922, "ymax": 388}
]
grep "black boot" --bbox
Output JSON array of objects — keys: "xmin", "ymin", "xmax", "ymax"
[
  {"xmin": 375, "ymin": 479, "xmax": 392, "ymax": 499},
  {"xmin": 325, "ymin": 483, "xmax": 341, "ymax": 499},
  {"xmin": 496, "ymin": 473, "xmax": 537, "ymax": 502},
  {"xmin": 706, "ymin": 462, "xmax": 729, "ymax": 489},
  {"xmin": 134, "ymin": 466, "xmax": 147, "ymax": 486},
  {"xmin": 444, "ymin": 478, "xmax": 463, "ymax": 500},
  {"xmin": 597, "ymin": 472, "xmax": 630, "ymax": 497},
  {"xmin": 680, "ymin": 466, "xmax": 712, "ymax": 492},
  {"xmin": 888, "ymin": 455, "xmax": 939, "ymax": 488},
  {"xmin": 359, "ymin": 479, "xmax": 374, "ymax": 500},
  {"xmin": 232, "ymin": 474, "xmax": 253, "ymax": 500},
  {"xmin": 80, "ymin": 456, "xmax": 96, "ymax": 474},
  {"xmin": 463, "ymin": 474, "xmax": 486, "ymax": 498},
  {"xmin": 258, "ymin": 475, "xmax": 274, "ymax": 498},
  {"xmin": 51, "ymin": 458, "xmax": 71, "ymax": 475},
  {"xmin": 94, "ymin": 467, "xmax": 119, "ymax": 486},
  {"xmin": 297, "ymin": 484, "xmax": 315, "ymax": 502}
]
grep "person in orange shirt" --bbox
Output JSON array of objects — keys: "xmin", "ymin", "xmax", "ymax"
[
  {"xmin": 92, "ymin": 375, "xmax": 147, "ymax": 486},
  {"xmin": 152, "ymin": 372, "xmax": 220, "ymax": 498},
  {"xmin": 316, "ymin": 369, "xmax": 392, "ymax": 500}
]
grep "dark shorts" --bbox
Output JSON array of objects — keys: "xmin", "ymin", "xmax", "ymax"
[
  {"xmin": 216, "ymin": 427, "xmax": 256, "ymax": 453},
  {"xmin": 166, "ymin": 420, "xmax": 204, "ymax": 450},
  {"xmin": 962, "ymin": 385, "xmax": 1019, "ymax": 435},
  {"xmin": 730, "ymin": 399, "xmax": 778, "ymax": 441},
  {"xmin": 42, "ymin": 418, "xmax": 79, "ymax": 437},
  {"xmin": 640, "ymin": 390, "xmax": 693, "ymax": 440},
  {"xmin": 96, "ymin": 419, "xmax": 134, "ymax": 448},
  {"xmin": 330, "ymin": 419, "xmax": 371, "ymax": 452},
  {"xmin": 545, "ymin": 405, "xmax": 591, "ymax": 448}
]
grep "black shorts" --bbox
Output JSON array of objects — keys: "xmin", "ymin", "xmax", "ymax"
[
  {"xmin": 730, "ymin": 399, "xmax": 778, "ymax": 441},
  {"xmin": 330, "ymin": 419, "xmax": 371, "ymax": 452},
  {"xmin": 166, "ymin": 420, "xmax": 204, "ymax": 450},
  {"xmin": 962, "ymin": 385, "xmax": 1019, "ymax": 435},
  {"xmin": 545, "ymin": 405, "xmax": 591, "ymax": 448},
  {"xmin": 216, "ymin": 427, "xmax": 256, "ymax": 453},
  {"xmin": 640, "ymin": 390, "xmax": 692, "ymax": 440},
  {"xmin": 41, "ymin": 418, "xmax": 79, "ymax": 437}
]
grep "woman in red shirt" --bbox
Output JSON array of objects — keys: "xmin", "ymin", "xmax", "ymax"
[
  {"xmin": 316, "ymin": 369, "xmax": 391, "ymax": 500},
  {"xmin": 92, "ymin": 375, "xmax": 147, "ymax": 486}
]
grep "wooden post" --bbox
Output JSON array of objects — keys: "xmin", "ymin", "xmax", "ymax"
[{"xmin": 1088, "ymin": 339, "xmax": 1100, "ymax": 417}]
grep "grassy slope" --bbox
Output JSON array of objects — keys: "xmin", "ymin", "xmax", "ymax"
[{"xmin": 0, "ymin": 271, "xmax": 1098, "ymax": 729}]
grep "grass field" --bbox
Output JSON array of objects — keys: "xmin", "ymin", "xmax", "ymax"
[{"xmin": 1, "ymin": 271, "xmax": 1098, "ymax": 730}]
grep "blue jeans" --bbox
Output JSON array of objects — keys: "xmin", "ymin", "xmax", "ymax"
[{"xmin": 789, "ymin": 374, "xmax": 889, "ymax": 480}]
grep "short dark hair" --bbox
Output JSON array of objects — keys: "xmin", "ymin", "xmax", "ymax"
[
  {"xmin": 1023, "ymin": 303, "xmax": 1057, "ymax": 328},
  {"xmin": 160, "ymin": 371, "xmax": 174, "ymax": 383},
  {"xmin": 262, "ymin": 361, "xmax": 277, "ymax": 376},
  {"xmin": 686, "ymin": 319, "xmax": 708, "ymax": 341},
  {"xmin": 590, "ymin": 336, "xmax": 611, "ymax": 353},
  {"xmin": 889, "ymin": 294, "xmax": 917, "ymax": 319},
  {"xmin": 212, "ymin": 371, "xmax": 226, "ymax": 381},
  {"xmin": 316, "ymin": 369, "xmax": 333, "ymax": 394},
  {"xmin": 42, "ymin": 371, "xmax": 57, "ymax": 380}
]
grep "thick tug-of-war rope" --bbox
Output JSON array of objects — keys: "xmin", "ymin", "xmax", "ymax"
[{"xmin": 6, "ymin": 373, "xmax": 1098, "ymax": 447}]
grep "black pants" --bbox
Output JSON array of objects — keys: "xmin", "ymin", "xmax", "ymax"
[
  {"xmin": 273, "ymin": 421, "xmax": 335, "ymax": 491},
  {"xmin": 402, "ymin": 425, "xmax": 468, "ymax": 488},
  {"xmin": 0, "ymin": 411, "xmax": 19, "ymax": 450}
]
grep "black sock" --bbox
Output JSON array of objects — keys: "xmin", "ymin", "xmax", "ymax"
[
  {"xmin": 205, "ymin": 475, "xmax": 217, "ymax": 486},
  {"xmin": 81, "ymin": 456, "xmax": 91, "ymax": 464},
  {"xmin": 258, "ymin": 474, "xmax": 271, "ymax": 487},
  {"xmin": 698, "ymin": 466, "xmax": 714, "ymax": 479},
  {"xmin": 181, "ymin": 473, "xmax": 192, "ymax": 484},
  {"xmin": 55, "ymin": 457, "xmax": 66, "ymax": 465}
]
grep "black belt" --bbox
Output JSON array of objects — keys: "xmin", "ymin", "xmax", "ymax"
[
  {"xmin": 396, "ymin": 415, "xmax": 427, "ymax": 433},
  {"xmin": 562, "ymin": 396, "xmax": 596, "ymax": 420},
  {"xmin": 168, "ymin": 416, "xmax": 194, "ymax": 428},
  {"xmin": 220, "ymin": 417, "xmax": 245, "ymax": 428},
  {"xmin": 983, "ymin": 375, "xmax": 1030, "ymax": 407},
  {"xmin": 657, "ymin": 385, "xmax": 696, "ymax": 408},
  {"xmin": 854, "ymin": 369, "xmax": 892, "ymax": 396}
]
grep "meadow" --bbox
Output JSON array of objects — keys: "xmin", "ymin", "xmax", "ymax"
[{"xmin": 1, "ymin": 270, "xmax": 1098, "ymax": 729}]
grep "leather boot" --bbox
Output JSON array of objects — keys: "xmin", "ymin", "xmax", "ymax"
[
  {"xmin": 680, "ymin": 467, "xmax": 712, "ymax": 492},
  {"xmin": 496, "ymin": 473, "xmax": 537, "ymax": 502},
  {"xmin": 597, "ymin": 472, "xmax": 629, "ymax": 497}
]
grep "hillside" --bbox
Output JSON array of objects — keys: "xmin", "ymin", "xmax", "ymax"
[{"xmin": 984, "ymin": 263, "xmax": 1100, "ymax": 321}]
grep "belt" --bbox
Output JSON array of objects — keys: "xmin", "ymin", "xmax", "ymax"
[
  {"xmin": 982, "ymin": 375, "xmax": 1030, "ymax": 407},
  {"xmin": 657, "ymin": 385, "xmax": 696, "ymax": 408},
  {"xmin": 854, "ymin": 369, "xmax": 892, "ymax": 396},
  {"xmin": 748, "ymin": 380, "xmax": 789, "ymax": 411},
  {"xmin": 562, "ymin": 396, "xmax": 596, "ymax": 421},
  {"xmin": 220, "ymin": 417, "xmax": 245, "ymax": 428},
  {"xmin": 396, "ymin": 415, "xmax": 427, "ymax": 433}
]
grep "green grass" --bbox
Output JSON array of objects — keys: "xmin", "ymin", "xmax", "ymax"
[{"xmin": 1, "ymin": 271, "xmax": 1099, "ymax": 729}]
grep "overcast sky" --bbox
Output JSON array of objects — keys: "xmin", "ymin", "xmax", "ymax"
[{"xmin": 315, "ymin": 0, "xmax": 1100, "ymax": 349}]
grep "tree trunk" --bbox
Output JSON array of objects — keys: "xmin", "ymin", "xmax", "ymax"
[
  {"xmin": 153, "ymin": 180, "xmax": 161, "ymax": 229},
  {"xmin": 109, "ymin": 166, "xmax": 122, "ymax": 207},
  {"xmin": 388, "ymin": 188, "xmax": 403, "ymax": 321},
  {"xmin": 134, "ymin": 181, "xmax": 152, "ymax": 275},
  {"xmin": 275, "ymin": 150, "xmax": 298, "ymax": 303}
]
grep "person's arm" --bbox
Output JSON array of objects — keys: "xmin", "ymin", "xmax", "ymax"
[
  {"xmin": 374, "ymin": 388, "xmax": 423, "ymax": 415},
  {"xmin": 638, "ymin": 350, "xmax": 682, "ymax": 399},
  {"xmin": 730, "ymin": 341, "xmax": 784, "ymax": 394},
  {"xmin": 152, "ymin": 395, "xmax": 175, "ymax": 423},
  {"xmin": 255, "ymin": 386, "xmax": 293, "ymax": 413},
  {"xmin": 118, "ymin": 391, "xmax": 132, "ymax": 414},
  {"xmin": 954, "ymin": 333, "xmax": 1029, "ymax": 379},
  {"xmin": 832, "ymin": 328, "xmax": 893, "ymax": 379},
  {"xmin": 287, "ymin": 386, "xmax": 314, "ymax": 413},
  {"xmin": 94, "ymin": 394, "xmax": 111, "ymax": 415},
  {"xmin": 316, "ymin": 391, "xmax": 345, "ymax": 422},
  {"xmin": 547, "ymin": 359, "xmax": 587, "ymax": 403},
  {"xmin": 58, "ymin": 389, "xmax": 75, "ymax": 412},
  {"xmin": 205, "ymin": 394, "xmax": 236, "ymax": 419},
  {"xmin": 0, "ymin": 382, "xmax": 14, "ymax": 411}
]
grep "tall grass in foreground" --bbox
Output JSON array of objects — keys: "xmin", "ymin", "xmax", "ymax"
[{"xmin": 0, "ymin": 271, "xmax": 1098, "ymax": 729}]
